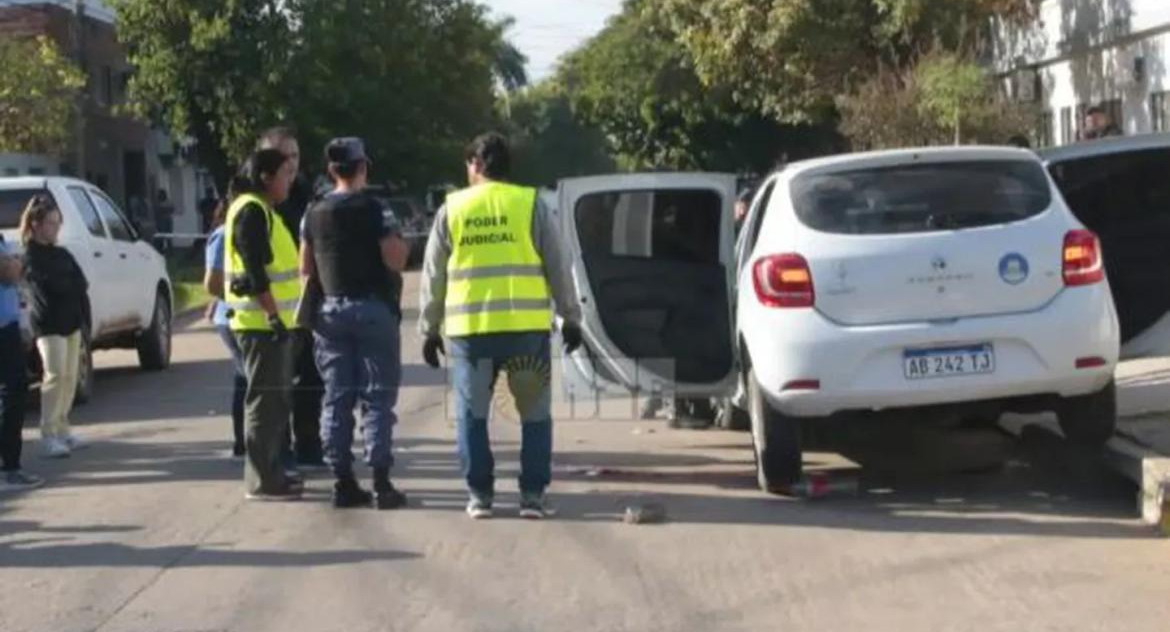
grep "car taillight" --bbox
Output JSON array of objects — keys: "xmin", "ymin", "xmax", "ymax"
[
  {"xmin": 753, "ymin": 254, "xmax": 815, "ymax": 308},
  {"xmin": 1063, "ymin": 229, "xmax": 1105, "ymax": 286}
]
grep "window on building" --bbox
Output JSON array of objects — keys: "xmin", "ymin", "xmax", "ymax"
[
  {"xmin": 100, "ymin": 66, "xmax": 113, "ymax": 107},
  {"xmin": 1061, "ymin": 107, "xmax": 1074, "ymax": 145},
  {"xmin": 1036, "ymin": 111, "xmax": 1054, "ymax": 148},
  {"xmin": 1152, "ymin": 92, "xmax": 1170, "ymax": 132}
]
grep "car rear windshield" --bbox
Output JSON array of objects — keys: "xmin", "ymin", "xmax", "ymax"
[
  {"xmin": 790, "ymin": 160, "xmax": 1052, "ymax": 235},
  {"xmin": 0, "ymin": 189, "xmax": 44, "ymax": 229}
]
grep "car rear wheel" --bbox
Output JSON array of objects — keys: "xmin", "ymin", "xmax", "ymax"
[
  {"xmin": 137, "ymin": 291, "xmax": 172, "ymax": 371},
  {"xmin": 747, "ymin": 369, "xmax": 803, "ymax": 493},
  {"xmin": 1057, "ymin": 381, "xmax": 1117, "ymax": 446}
]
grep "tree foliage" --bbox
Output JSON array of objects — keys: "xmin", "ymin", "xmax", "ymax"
[
  {"xmin": 0, "ymin": 36, "xmax": 86, "ymax": 154},
  {"xmin": 113, "ymin": 0, "xmax": 512, "ymax": 189},
  {"xmin": 838, "ymin": 54, "xmax": 1038, "ymax": 149},
  {"xmin": 558, "ymin": 0, "xmax": 838, "ymax": 172},
  {"xmin": 112, "ymin": 0, "xmax": 294, "ymax": 186},
  {"xmin": 652, "ymin": 0, "xmax": 1039, "ymax": 123},
  {"xmin": 285, "ymin": 0, "xmax": 503, "ymax": 189},
  {"xmin": 503, "ymin": 82, "xmax": 615, "ymax": 187}
]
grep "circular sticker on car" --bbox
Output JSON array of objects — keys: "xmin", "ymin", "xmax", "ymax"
[{"xmin": 999, "ymin": 253, "xmax": 1030, "ymax": 285}]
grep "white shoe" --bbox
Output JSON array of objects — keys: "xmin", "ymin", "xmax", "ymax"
[
  {"xmin": 62, "ymin": 434, "xmax": 87, "ymax": 451},
  {"xmin": 42, "ymin": 438, "xmax": 71, "ymax": 459}
]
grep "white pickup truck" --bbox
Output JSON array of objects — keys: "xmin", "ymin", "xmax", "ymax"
[{"xmin": 0, "ymin": 177, "xmax": 174, "ymax": 402}]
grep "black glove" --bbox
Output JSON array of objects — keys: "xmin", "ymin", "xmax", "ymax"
[
  {"xmin": 423, "ymin": 335, "xmax": 445, "ymax": 369},
  {"xmin": 268, "ymin": 313, "xmax": 289, "ymax": 344},
  {"xmin": 561, "ymin": 321, "xmax": 583, "ymax": 355}
]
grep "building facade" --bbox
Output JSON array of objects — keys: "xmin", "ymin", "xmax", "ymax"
[
  {"xmin": 0, "ymin": 0, "xmax": 207, "ymax": 240},
  {"xmin": 995, "ymin": 0, "xmax": 1170, "ymax": 147}
]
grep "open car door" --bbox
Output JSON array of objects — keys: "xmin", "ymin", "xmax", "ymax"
[
  {"xmin": 558, "ymin": 173, "xmax": 738, "ymax": 404},
  {"xmin": 1041, "ymin": 135, "xmax": 1170, "ymax": 359}
]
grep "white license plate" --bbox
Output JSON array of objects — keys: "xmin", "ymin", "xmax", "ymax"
[{"xmin": 904, "ymin": 344, "xmax": 995, "ymax": 380}]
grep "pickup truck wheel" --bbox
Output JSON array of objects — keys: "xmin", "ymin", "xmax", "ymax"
[
  {"xmin": 748, "ymin": 369, "xmax": 802, "ymax": 493},
  {"xmin": 1057, "ymin": 381, "xmax": 1117, "ymax": 446},
  {"xmin": 73, "ymin": 326, "xmax": 93, "ymax": 406},
  {"xmin": 137, "ymin": 292, "xmax": 172, "ymax": 371}
]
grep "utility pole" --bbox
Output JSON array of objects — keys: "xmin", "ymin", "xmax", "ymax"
[{"xmin": 73, "ymin": 0, "xmax": 86, "ymax": 178}]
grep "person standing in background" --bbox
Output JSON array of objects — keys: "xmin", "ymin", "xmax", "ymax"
[
  {"xmin": 302, "ymin": 137, "xmax": 410, "ymax": 510},
  {"xmin": 204, "ymin": 192, "xmax": 247, "ymax": 458},
  {"xmin": 154, "ymin": 189, "xmax": 176, "ymax": 254},
  {"xmin": 21, "ymin": 195, "xmax": 89, "ymax": 459},
  {"xmin": 256, "ymin": 127, "xmax": 326, "ymax": 470},
  {"xmin": 0, "ymin": 233, "xmax": 41, "ymax": 489}
]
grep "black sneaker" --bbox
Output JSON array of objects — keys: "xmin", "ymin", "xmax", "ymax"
[
  {"xmin": 374, "ymin": 483, "xmax": 407, "ymax": 510},
  {"xmin": 332, "ymin": 478, "xmax": 373, "ymax": 509},
  {"xmin": 519, "ymin": 492, "xmax": 556, "ymax": 520},
  {"xmin": 0, "ymin": 470, "xmax": 45, "ymax": 491}
]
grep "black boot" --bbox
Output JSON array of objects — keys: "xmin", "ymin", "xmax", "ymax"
[
  {"xmin": 332, "ymin": 477, "xmax": 373, "ymax": 509},
  {"xmin": 373, "ymin": 467, "xmax": 406, "ymax": 510}
]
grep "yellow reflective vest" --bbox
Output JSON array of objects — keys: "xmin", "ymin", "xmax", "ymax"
[
  {"xmin": 223, "ymin": 193, "xmax": 300, "ymax": 331},
  {"xmin": 444, "ymin": 181, "xmax": 552, "ymax": 336}
]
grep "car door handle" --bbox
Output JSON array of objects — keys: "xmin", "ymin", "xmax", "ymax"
[
  {"xmin": 119, "ymin": 253, "xmax": 127, "ymax": 260},
  {"xmin": 93, "ymin": 251, "xmax": 103, "ymax": 258}
]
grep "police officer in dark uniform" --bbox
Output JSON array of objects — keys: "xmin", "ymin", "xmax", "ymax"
[{"xmin": 300, "ymin": 138, "xmax": 410, "ymax": 509}]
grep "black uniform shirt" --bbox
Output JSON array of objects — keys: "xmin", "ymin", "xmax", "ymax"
[{"xmin": 303, "ymin": 191, "xmax": 402, "ymax": 314}]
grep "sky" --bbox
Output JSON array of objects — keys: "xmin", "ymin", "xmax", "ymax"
[{"xmin": 484, "ymin": 0, "xmax": 625, "ymax": 82}]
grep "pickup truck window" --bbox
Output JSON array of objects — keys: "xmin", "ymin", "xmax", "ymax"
[
  {"xmin": 89, "ymin": 190, "xmax": 136, "ymax": 242},
  {"xmin": 0, "ymin": 189, "xmax": 44, "ymax": 230},
  {"xmin": 67, "ymin": 187, "xmax": 108, "ymax": 238}
]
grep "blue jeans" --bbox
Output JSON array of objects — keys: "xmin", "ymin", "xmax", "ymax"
[
  {"xmin": 313, "ymin": 297, "xmax": 400, "ymax": 479},
  {"xmin": 449, "ymin": 332, "xmax": 552, "ymax": 498},
  {"xmin": 216, "ymin": 326, "xmax": 247, "ymax": 452}
]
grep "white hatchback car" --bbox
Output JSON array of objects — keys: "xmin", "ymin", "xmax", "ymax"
[
  {"xmin": 735, "ymin": 147, "xmax": 1119, "ymax": 490},
  {"xmin": 557, "ymin": 148, "xmax": 1120, "ymax": 494}
]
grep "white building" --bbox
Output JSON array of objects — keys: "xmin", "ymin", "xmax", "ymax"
[{"xmin": 995, "ymin": 0, "xmax": 1170, "ymax": 146}]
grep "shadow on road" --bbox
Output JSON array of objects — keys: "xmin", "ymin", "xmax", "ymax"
[
  {"xmin": 0, "ymin": 534, "xmax": 419, "ymax": 569},
  {"xmin": 395, "ymin": 425, "xmax": 1146, "ymax": 540}
]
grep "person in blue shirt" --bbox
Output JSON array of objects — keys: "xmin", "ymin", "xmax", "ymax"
[
  {"xmin": 0, "ymin": 233, "xmax": 41, "ymax": 489},
  {"xmin": 203, "ymin": 198, "xmax": 247, "ymax": 458}
]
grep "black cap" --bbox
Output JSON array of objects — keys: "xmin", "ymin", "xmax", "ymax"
[{"xmin": 325, "ymin": 137, "xmax": 371, "ymax": 165}]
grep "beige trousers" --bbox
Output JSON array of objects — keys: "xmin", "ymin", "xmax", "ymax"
[{"xmin": 37, "ymin": 332, "xmax": 81, "ymax": 439}]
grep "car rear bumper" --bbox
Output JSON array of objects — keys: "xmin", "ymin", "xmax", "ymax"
[{"xmin": 742, "ymin": 284, "xmax": 1120, "ymax": 417}]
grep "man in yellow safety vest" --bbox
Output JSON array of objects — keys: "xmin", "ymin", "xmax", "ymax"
[{"xmin": 419, "ymin": 132, "xmax": 582, "ymax": 520}]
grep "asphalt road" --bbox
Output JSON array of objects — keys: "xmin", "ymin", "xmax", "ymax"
[{"xmin": 2, "ymin": 273, "xmax": 1169, "ymax": 632}]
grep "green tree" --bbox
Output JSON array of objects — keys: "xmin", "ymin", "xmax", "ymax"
[
  {"xmin": 285, "ymin": 0, "xmax": 504, "ymax": 190},
  {"xmin": 558, "ymin": 0, "xmax": 836, "ymax": 172},
  {"xmin": 0, "ymin": 36, "xmax": 85, "ymax": 154},
  {"xmin": 838, "ymin": 53, "xmax": 1037, "ymax": 149},
  {"xmin": 504, "ymin": 83, "xmax": 615, "ymax": 187},
  {"xmin": 493, "ymin": 18, "xmax": 529, "ymax": 93},
  {"xmin": 114, "ymin": 0, "xmax": 510, "ymax": 190},
  {"xmin": 652, "ymin": 0, "xmax": 1039, "ymax": 123},
  {"xmin": 112, "ymin": 0, "xmax": 295, "ymax": 187},
  {"xmin": 916, "ymin": 53, "xmax": 993, "ymax": 144}
]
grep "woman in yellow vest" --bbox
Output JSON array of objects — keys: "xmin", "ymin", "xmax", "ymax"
[{"xmin": 223, "ymin": 149, "xmax": 303, "ymax": 501}]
